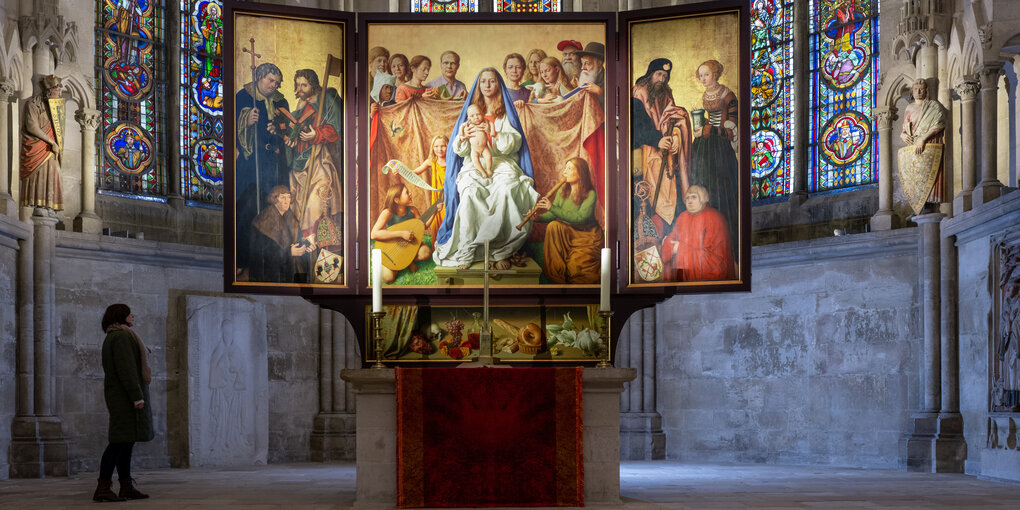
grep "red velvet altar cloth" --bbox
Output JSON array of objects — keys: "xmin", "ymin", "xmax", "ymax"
[{"xmin": 396, "ymin": 367, "xmax": 584, "ymax": 508}]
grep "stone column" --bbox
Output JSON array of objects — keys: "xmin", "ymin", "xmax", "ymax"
[
  {"xmin": 953, "ymin": 80, "xmax": 979, "ymax": 214},
  {"xmin": 933, "ymin": 231, "xmax": 965, "ymax": 472},
  {"xmin": 905, "ymin": 212, "xmax": 944, "ymax": 472},
  {"xmin": 72, "ymin": 108, "xmax": 101, "ymax": 233},
  {"xmin": 15, "ymin": 233, "xmax": 33, "ymax": 418},
  {"xmin": 0, "ymin": 80, "xmax": 17, "ymax": 216},
  {"xmin": 618, "ymin": 306, "xmax": 665, "ymax": 460},
  {"xmin": 9, "ymin": 213, "xmax": 68, "ymax": 477},
  {"xmin": 975, "ymin": 63, "xmax": 1004, "ymax": 206},
  {"xmin": 937, "ymin": 45, "xmax": 954, "ymax": 213},
  {"xmin": 310, "ymin": 308, "xmax": 356, "ymax": 461},
  {"xmin": 870, "ymin": 107, "xmax": 897, "ymax": 230}
]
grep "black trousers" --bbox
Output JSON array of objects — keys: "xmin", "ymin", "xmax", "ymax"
[{"xmin": 99, "ymin": 442, "xmax": 134, "ymax": 481}]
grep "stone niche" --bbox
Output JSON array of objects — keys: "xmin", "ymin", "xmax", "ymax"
[{"xmin": 169, "ymin": 294, "xmax": 268, "ymax": 467}]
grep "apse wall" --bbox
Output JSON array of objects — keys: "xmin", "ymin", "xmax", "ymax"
[
  {"xmin": 0, "ymin": 215, "xmax": 24, "ymax": 479},
  {"xmin": 46, "ymin": 233, "xmax": 321, "ymax": 474},
  {"xmin": 655, "ymin": 227, "xmax": 922, "ymax": 468}
]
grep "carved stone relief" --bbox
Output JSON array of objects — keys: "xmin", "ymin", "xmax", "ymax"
[
  {"xmin": 185, "ymin": 294, "xmax": 268, "ymax": 467},
  {"xmin": 992, "ymin": 233, "xmax": 1020, "ymax": 412}
]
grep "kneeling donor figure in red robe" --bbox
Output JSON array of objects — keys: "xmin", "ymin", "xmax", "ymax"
[{"xmin": 662, "ymin": 184, "xmax": 735, "ymax": 281}]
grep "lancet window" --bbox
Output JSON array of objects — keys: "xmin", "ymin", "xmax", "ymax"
[
  {"xmin": 808, "ymin": 0, "xmax": 878, "ymax": 192},
  {"xmin": 180, "ymin": 0, "xmax": 224, "ymax": 205},
  {"xmin": 96, "ymin": 0, "xmax": 167, "ymax": 198},
  {"xmin": 750, "ymin": 0, "xmax": 794, "ymax": 200}
]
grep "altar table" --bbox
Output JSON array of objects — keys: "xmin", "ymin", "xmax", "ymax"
[{"xmin": 340, "ymin": 367, "xmax": 635, "ymax": 508}]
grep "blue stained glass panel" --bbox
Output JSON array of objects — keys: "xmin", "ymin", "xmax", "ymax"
[
  {"xmin": 180, "ymin": 0, "xmax": 223, "ymax": 205},
  {"xmin": 96, "ymin": 0, "xmax": 166, "ymax": 196},
  {"xmin": 808, "ymin": 0, "xmax": 878, "ymax": 192},
  {"xmin": 750, "ymin": 0, "xmax": 794, "ymax": 200}
]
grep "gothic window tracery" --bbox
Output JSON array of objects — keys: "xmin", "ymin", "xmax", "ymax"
[
  {"xmin": 96, "ymin": 0, "xmax": 166, "ymax": 197},
  {"xmin": 180, "ymin": 0, "xmax": 224, "ymax": 205},
  {"xmin": 809, "ymin": 0, "xmax": 878, "ymax": 192},
  {"xmin": 750, "ymin": 0, "xmax": 793, "ymax": 200}
]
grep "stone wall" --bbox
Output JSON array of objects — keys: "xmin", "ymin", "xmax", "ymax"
[
  {"xmin": 655, "ymin": 228, "xmax": 921, "ymax": 468},
  {"xmin": 0, "ymin": 216, "xmax": 26, "ymax": 480},
  {"xmin": 946, "ymin": 190, "xmax": 1020, "ymax": 480},
  {"xmin": 42, "ymin": 231, "xmax": 320, "ymax": 475}
]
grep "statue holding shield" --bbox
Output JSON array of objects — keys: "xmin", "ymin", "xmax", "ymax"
[
  {"xmin": 20, "ymin": 74, "xmax": 65, "ymax": 214},
  {"xmin": 898, "ymin": 78, "xmax": 946, "ymax": 215}
]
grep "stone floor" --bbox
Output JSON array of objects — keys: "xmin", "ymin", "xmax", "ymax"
[{"xmin": 1, "ymin": 461, "xmax": 1019, "ymax": 509}]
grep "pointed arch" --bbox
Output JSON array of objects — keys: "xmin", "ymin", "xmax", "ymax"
[
  {"xmin": 879, "ymin": 69, "xmax": 916, "ymax": 110},
  {"xmin": 59, "ymin": 72, "xmax": 94, "ymax": 111}
]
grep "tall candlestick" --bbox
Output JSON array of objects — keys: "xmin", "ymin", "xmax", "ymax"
[
  {"xmin": 600, "ymin": 247, "xmax": 611, "ymax": 311},
  {"xmin": 372, "ymin": 248, "xmax": 382, "ymax": 313}
]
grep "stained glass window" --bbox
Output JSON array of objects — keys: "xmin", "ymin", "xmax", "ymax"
[
  {"xmin": 494, "ymin": 0, "xmax": 561, "ymax": 12},
  {"xmin": 180, "ymin": 0, "xmax": 223, "ymax": 204},
  {"xmin": 96, "ymin": 0, "xmax": 165, "ymax": 197},
  {"xmin": 411, "ymin": 0, "xmax": 479, "ymax": 12},
  {"xmin": 809, "ymin": 0, "xmax": 878, "ymax": 192},
  {"xmin": 750, "ymin": 0, "xmax": 794, "ymax": 200}
]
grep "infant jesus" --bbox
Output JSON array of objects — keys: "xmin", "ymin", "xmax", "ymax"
[{"xmin": 460, "ymin": 104, "xmax": 493, "ymax": 177}]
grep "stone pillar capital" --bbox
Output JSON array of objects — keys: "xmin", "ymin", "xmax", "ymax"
[
  {"xmin": 0, "ymin": 80, "xmax": 17, "ymax": 102},
  {"xmin": 979, "ymin": 62, "xmax": 1004, "ymax": 89},
  {"xmin": 953, "ymin": 80, "xmax": 980, "ymax": 101},
  {"xmin": 73, "ymin": 108, "xmax": 100, "ymax": 131},
  {"xmin": 873, "ymin": 107, "xmax": 897, "ymax": 128}
]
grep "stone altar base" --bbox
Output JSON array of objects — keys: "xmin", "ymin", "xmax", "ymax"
[
  {"xmin": 433, "ymin": 257, "xmax": 542, "ymax": 286},
  {"xmin": 340, "ymin": 367, "xmax": 636, "ymax": 508}
]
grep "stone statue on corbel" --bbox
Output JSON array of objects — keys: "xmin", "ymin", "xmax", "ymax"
[{"xmin": 19, "ymin": 74, "xmax": 65, "ymax": 218}]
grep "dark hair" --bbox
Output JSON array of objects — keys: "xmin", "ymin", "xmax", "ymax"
[
  {"xmin": 561, "ymin": 157, "xmax": 595, "ymax": 206},
  {"xmin": 102, "ymin": 304, "xmax": 131, "ymax": 332},
  {"xmin": 255, "ymin": 62, "xmax": 283, "ymax": 83},
  {"xmin": 294, "ymin": 68, "xmax": 322, "ymax": 96},
  {"xmin": 266, "ymin": 185, "xmax": 291, "ymax": 205}
]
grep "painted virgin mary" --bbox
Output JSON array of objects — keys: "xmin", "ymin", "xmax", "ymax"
[{"xmin": 433, "ymin": 68, "xmax": 539, "ymax": 270}]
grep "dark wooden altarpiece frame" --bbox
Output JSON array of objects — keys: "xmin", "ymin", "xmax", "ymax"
[{"xmin": 222, "ymin": 1, "xmax": 751, "ymax": 366}]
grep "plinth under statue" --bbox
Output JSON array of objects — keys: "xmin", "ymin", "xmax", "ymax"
[{"xmin": 898, "ymin": 78, "xmax": 946, "ymax": 215}]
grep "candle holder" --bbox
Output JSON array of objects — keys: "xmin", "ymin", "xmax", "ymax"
[
  {"xmin": 370, "ymin": 311, "xmax": 387, "ymax": 369},
  {"xmin": 596, "ymin": 310, "xmax": 613, "ymax": 368}
]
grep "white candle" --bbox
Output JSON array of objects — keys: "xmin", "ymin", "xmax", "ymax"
[
  {"xmin": 372, "ymin": 249, "xmax": 382, "ymax": 313},
  {"xmin": 600, "ymin": 248, "xmax": 611, "ymax": 311}
]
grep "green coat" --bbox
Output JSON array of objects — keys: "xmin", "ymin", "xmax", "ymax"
[{"xmin": 102, "ymin": 330, "xmax": 154, "ymax": 443}]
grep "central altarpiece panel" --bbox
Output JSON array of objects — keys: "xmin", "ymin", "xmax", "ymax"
[{"xmin": 223, "ymin": 1, "xmax": 751, "ymax": 365}]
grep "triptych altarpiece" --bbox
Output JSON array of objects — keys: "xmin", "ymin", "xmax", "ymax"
[{"xmin": 222, "ymin": 1, "xmax": 751, "ymax": 364}]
